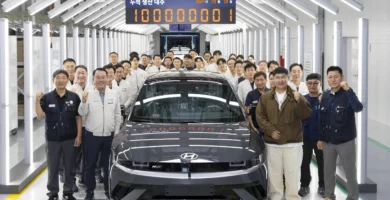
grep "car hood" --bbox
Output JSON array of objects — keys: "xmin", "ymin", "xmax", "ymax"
[{"xmin": 112, "ymin": 122, "xmax": 265, "ymax": 163}]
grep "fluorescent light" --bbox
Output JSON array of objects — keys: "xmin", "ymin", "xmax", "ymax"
[
  {"xmin": 24, "ymin": 21, "xmax": 34, "ymax": 165},
  {"xmin": 261, "ymin": 0, "xmax": 298, "ymax": 21},
  {"xmin": 284, "ymin": 0, "xmax": 317, "ymax": 19},
  {"xmin": 284, "ymin": 27, "xmax": 290, "ymax": 69},
  {"xmin": 83, "ymin": 0, "xmax": 123, "ymax": 25},
  {"xmin": 357, "ymin": 18, "xmax": 369, "ymax": 184},
  {"xmin": 60, "ymin": 26, "xmax": 67, "ymax": 63},
  {"xmin": 298, "ymin": 25, "xmax": 304, "ymax": 64},
  {"xmin": 274, "ymin": 28, "xmax": 280, "ymax": 61},
  {"xmin": 236, "ymin": 16, "xmax": 255, "ymax": 28},
  {"xmin": 61, "ymin": 0, "xmax": 101, "ymax": 22},
  {"xmin": 100, "ymin": 11, "xmax": 126, "ymax": 27},
  {"xmin": 266, "ymin": 29, "xmax": 270, "ymax": 61},
  {"xmin": 189, "ymin": 138, "xmax": 241, "ymax": 142},
  {"xmin": 73, "ymin": 0, "xmax": 115, "ymax": 24},
  {"xmin": 313, "ymin": 23, "xmax": 320, "ymax": 73},
  {"xmin": 311, "ymin": 0, "xmax": 339, "ymax": 15},
  {"xmin": 130, "ymin": 138, "xmax": 180, "ymax": 142},
  {"xmin": 91, "ymin": 29, "xmax": 97, "ymax": 70},
  {"xmin": 333, "ymin": 21, "xmax": 342, "ymax": 66},
  {"xmin": 2, "ymin": 0, "xmax": 27, "ymax": 12},
  {"xmin": 42, "ymin": 24, "xmax": 51, "ymax": 92},
  {"xmin": 48, "ymin": 0, "xmax": 83, "ymax": 19},
  {"xmin": 188, "ymin": 94, "xmax": 226, "ymax": 103},
  {"xmin": 237, "ymin": 10, "xmax": 265, "ymax": 26},
  {"xmin": 259, "ymin": 30, "xmax": 264, "ymax": 60},
  {"xmin": 28, "ymin": 0, "xmax": 57, "ymax": 15},
  {"xmin": 189, "ymin": 145, "xmax": 243, "ymax": 149},
  {"xmin": 0, "ymin": 18, "xmax": 10, "ymax": 184},
  {"xmin": 229, "ymin": 101, "xmax": 240, "ymax": 106},
  {"xmin": 73, "ymin": 27, "xmax": 79, "ymax": 63},
  {"xmin": 236, "ymin": 2, "xmax": 274, "ymax": 25},
  {"xmin": 341, "ymin": 0, "xmax": 364, "ymax": 11},
  {"xmin": 93, "ymin": 8, "xmax": 125, "ymax": 27},
  {"xmin": 250, "ymin": 3, "xmax": 285, "ymax": 23},
  {"xmin": 131, "ymin": 145, "xmax": 180, "ymax": 150},
  {"xmin": 143, "ymin": 94, "xmax": 181, "ymax": 103}
]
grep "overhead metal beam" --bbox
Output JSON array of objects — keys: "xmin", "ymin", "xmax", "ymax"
[
  {"xmin": 237, "ymin": 2, "xmax": 274, "ymax": 25},
  {"xmin": 73, "ymin": 0, "xmax": 115, "ymax": 23}
]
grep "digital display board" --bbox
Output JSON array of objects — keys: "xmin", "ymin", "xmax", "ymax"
[{"xmin": 126, "ymin": 0, "xmax": 236, "ymax": 24}]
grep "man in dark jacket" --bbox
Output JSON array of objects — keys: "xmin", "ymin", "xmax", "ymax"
[
  {"xmin": 299, "ymin": 73, "xmax": 325, "ymax": 197},
  {"xmin": 257, "ymin": 67, "xmax": 312, "ymax": 200},
  {"xmin": 317, "ymin": 66, "xmax": 363, "ymax": 200},
  {"xmin": 35, "ymin": 70, "xmax": 82, "ymax": 200}
]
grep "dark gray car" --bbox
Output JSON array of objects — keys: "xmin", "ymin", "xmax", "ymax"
[{"xmin": 110, "ymin": 72, "xmax": 267, "ymax": 200}]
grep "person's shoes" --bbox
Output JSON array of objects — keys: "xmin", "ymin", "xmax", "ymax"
[
  {"xmin": 324, "ymin": 194, "xmax": 336, "ymax": 200},
  {"xmin": 84, "ymin": 191, "xmax": 94, "ymax": 200},
  {"xmin": 62, "ymin": 193, "xmax": 76, "ymax": 200},
  {"xmin": 72, "ymin": 182, "xmax": 79, "ymax": 192},
  {"xmin": 48, "ymin": 194, "xmax": 59, "ymax": 200},
  {"xmin": 95, "ymin": 174, "xmax": 104, "ymax": 184},
  {"xmin": 78, "ymin": 179, "xmax": 86, "ymax": 188},
  {"xmin": 318, "ymin": 186, "xmax": 326, "ymax": 197},
  {"xmin": 298, "ymin": 186, "xmax": 310, "ymax": 197}
]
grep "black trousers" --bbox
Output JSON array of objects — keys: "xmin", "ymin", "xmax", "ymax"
[
  {"xmin": 300, "ymin": 136, "xmax": 325, "ymax": 187},
  {"xmin": 84, "ymin": 131, "xmax": 113, "ymax": 192},
  {"xmin": 46, "ymin": 139, "xmax": 75, "ymax": 196}
]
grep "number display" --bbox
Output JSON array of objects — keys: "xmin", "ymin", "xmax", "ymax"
[{"xmin": 127, "ymin": 7, "xmax": 235, "ymax": 24}]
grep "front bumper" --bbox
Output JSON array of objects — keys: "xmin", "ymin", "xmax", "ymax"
[{"xmin": 110, "ymin": 162, "xmax": 267, "ymax": 199}]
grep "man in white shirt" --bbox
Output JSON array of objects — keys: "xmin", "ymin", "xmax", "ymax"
[
  {"xmin": 257, "ymin": 67, "xmax": 312, "ymax": 200},
  {"xmin": 205, "ymin": 50, "xmax": 222, "ymax": 72},
  {"xmin": 267, "ymin": 60, "xmax": 280, "ymax": 88},
  {"xmin": 288, "ymin": 63, "xmax": 309, "ymax": 95},
  {"xmin": 63, "ymin": 58, "xmax": 76, "ymax": 89},
  {"xmin": 237, "ymin": 63, "xmax": 256, "ymax": 104},
  {"xmin": 122, "ymin": 61, "xmax": 131, "ymax": 80},
  {"xmin": 111, "ymin": 66, "xmax": 132, "ymax": 121},
  {"xmin": 78, "ymin": 68, "xmax": 121, "ymax": 200},
  {"xmin": 232, "ymin": 61, "xmax": 244, "ymax": 91},
  {"xmin": 69, "ymin": 65, "xmax": 93, "ymax": 188},
  {"xmin": 128, "ymin": 55, "xmax": 148, "ymax": 103},
  {"xmin": 217, "ymin": 58, "xmax": 235, "ymax": 88},
  {"xmin": 147, "ymin": 54, "xmax": 167, "ymax": 76},
  {"xmin": 227, "ymin": 58, "xmax": 236, "ymax": 77}
]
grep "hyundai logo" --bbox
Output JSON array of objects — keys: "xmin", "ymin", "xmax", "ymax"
[{"xmin": 180, "ymin": 153, "xmax": 199, "ymax": 160}]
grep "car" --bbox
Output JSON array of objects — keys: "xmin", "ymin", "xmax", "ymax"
[{"xmin": 110, "ymin": 71, "xmax": 268, "ymax": 200}]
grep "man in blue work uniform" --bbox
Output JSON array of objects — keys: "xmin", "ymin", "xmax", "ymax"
[
  {"xmin": 298, "ymin": 73, "xmax": 325, "ymax": 197},
  {"xmin": 79, "ymin": 68, "xmax": 121, "ymax": 200},
  {"xmin": 245, "ymin": 71, "xmax": 269, "ymax": 136},
  {"xmin": 317, "ymin": 66, "xmax": 363, "ymax": 200},
  {"xmin": 35, "ymin": 70, "xmax": 82, "ymax": 200}
]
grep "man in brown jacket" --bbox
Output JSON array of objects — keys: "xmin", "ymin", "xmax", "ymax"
[{"xmin": 256, "ymin": 67, "xmax": 312, "ymax": 200}]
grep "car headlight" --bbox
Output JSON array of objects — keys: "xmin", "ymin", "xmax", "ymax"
[{"xmin": 117, "ymin": 160, "xmax": 150, "ymax": 169}]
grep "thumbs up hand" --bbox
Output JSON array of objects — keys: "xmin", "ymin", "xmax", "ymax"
[{"xmin": 36, "ymin": 91, "xmax": 44, "ymax": 101}]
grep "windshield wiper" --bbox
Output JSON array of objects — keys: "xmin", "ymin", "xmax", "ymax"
[{"xmin": 177, "ymin": 121, "xmax": 199, "ymax": 123}]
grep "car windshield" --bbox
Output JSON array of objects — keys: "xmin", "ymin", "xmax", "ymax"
[{"xmin": 130, "ymin": 79, "xmax": 245, "ymax": 123}]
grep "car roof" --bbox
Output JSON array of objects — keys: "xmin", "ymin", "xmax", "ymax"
[{"xmin": 145, "ymin": 71, "xmax": 226, "ymax": 82}]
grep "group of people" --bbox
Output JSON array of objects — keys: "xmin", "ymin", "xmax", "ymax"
[{"xmin": 36, "ymin": 48, "xmax": 362, "ymax": 200}]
